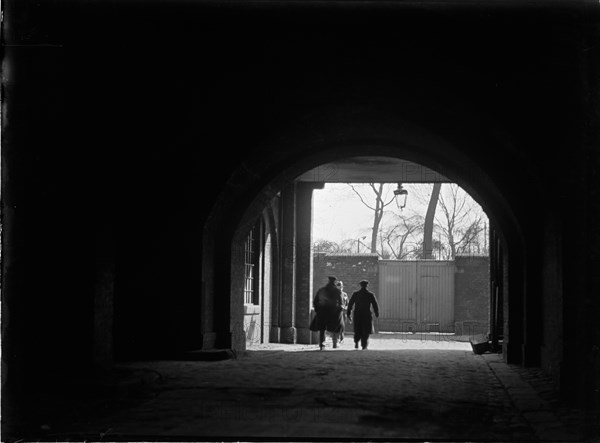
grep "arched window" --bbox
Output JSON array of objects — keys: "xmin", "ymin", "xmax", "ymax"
[{"xmin": 244, "ymin": 221, "xmax": 261, "ymax": 305}]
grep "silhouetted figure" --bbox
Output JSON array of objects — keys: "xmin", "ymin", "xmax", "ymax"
[
  {"xmin": 336, "ymin": 280, "xmax": 349, "ymax": 344},
  {"xmin": 310, "ymin": 276, "xmax": 345, "ymax": 350},
  {"xmin": 347, "ymin": 280, "xmax": 379, "ymax": 350}
]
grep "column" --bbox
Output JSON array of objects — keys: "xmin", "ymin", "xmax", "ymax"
[
  {"xmin": 279, "ymin": 183, "xmax": 297, "ymax": 343},
  {"xmin": 295, "ymin": 182, "xmax": 325, "ymax": 344}
]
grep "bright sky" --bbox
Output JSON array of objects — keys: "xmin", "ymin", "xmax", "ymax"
[
  {"xmin": 312, "ymin": 183, "xmax": 486, "ymax": 244},
  {"xmin": 312, "ymin": 184, "xmax": 372, "ymax": 242},
  {"xmin": 313, "ymin": 183, "xmax": 419, "ymax": 243}
]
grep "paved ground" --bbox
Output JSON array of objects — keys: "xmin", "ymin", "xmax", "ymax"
[{"xmin": 6, "ymin": 334, "xmax": 600, "ymax": 442}]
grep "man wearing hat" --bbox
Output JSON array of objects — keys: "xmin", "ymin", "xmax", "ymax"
[
  {"xmin": 346, "ymin": 280, "xmax": 379, "ymax": 350},
  {"xmin": 310, "ymin": 276, "xmax": 345, "ymax": 350}
]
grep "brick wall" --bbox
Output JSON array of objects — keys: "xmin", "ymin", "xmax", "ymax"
[
  {"xmin": 454, "ymin": 255, "xmax": 490, "ymax": 336},
  {"xmin": 313, "ymin": 253, "xmax": 379, "ymax": 298}
]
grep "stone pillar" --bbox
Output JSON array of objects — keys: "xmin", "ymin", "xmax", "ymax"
[
  {"xmin": 522, "ymin": 247, "xmax": 542, "ymax": 367},
  {"xmin": 202, "ymin": 218, "xmax": 234, "ymax": 350},
  {"xmin": 540, "ymin": 215, "xmax": 563, "ymax": 384},
  {"xmin": 201, "ymin": 223, "xmax": 218, "ymax": 349},
  {"xmin": 94, "ymin": 220, "xmax": 115, "ymax": 368},
  {"xmin": 489, "ymin": 226, "xmax": 504, "ymax": 350},
  {"xmin": 266, "ymin": 198, "xmax": 282, "ymax": 343},
  {"xmin": 295, "ymin": 182, "xmax": 324, "ymax": 344},
  {"xmin": 280, "ymin": 183, "xmax": 297, "ymax": 343},
  {"xmin": 504, "ymin": 246, "xmax": 525, "ymax": 365}
]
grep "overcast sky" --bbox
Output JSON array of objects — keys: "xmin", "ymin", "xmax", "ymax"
[{"xmin": 312, "ymin": 183, "xmax": 486, "ymax": 244}]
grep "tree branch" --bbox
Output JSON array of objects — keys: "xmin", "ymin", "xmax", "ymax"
[{"xmin": 349, "ymin": 184, "xmax": 376, "ymax": 211}]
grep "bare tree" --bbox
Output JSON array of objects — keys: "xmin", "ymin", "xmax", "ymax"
[
  {"xmin": 380, "ymin": 214, "xmax": 423, "ymax": 259},
  {"xmin": 436, "ymin": 184, "xmax": 487, "ymax": 258},
  {"xmin": 313, "ymin": 239, "xmax": 341, "ymax": 254},
  {"xmin": 339, "ymin": 182, "xmax": 487, "ymax": 260},
  {"xmin": 413, "ymin": 238, "xmax": 446, "ymax": 260},
  {"xmin": 340, "ymin": 238, "xmax": 362, "ymax": 254},
  {"xmin": 348, "ymin": 183, "xmax": 396, "ymax": 254},
  {"xmin": 423, "ymin": 182, "xmax": 441, "ymax": 259}
]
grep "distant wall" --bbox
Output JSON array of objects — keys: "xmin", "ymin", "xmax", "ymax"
[
  {"xmin": 313, "ymin": 253, "xmax": 490, "ymax": 337},
  {"xmin": 454, "ymin": 255, "xmax": 490, "ymax": 336},
  {"xmin": 313, "ymin": 253, "xmax": 379, "ymax": 297}
]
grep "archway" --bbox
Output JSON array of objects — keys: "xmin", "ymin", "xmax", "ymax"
[{"xmin": 201, "ymin": 105, "xmax": 533, "ymax": 366}]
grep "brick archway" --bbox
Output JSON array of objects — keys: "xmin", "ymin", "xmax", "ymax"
[{"xmin": 201, "ymin": 105, "xmax": 531, "ymax": 366}]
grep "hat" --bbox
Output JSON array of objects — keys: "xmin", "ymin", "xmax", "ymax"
[
  {"xmin": 328, "ymin": 276, "xmax": 337, "ymax": 282},
  {"xmin": 359, "ymin": 280, "xmax": 369, "ymax": 286}
]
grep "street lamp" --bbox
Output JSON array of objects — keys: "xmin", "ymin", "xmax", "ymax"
[
  {"xmin": 394, "ymin": 183, "xmax": 408, "ymax": 210},
  {"xmin": 356, "ymin": 236, "xmax": 367, "ymax": 253}
]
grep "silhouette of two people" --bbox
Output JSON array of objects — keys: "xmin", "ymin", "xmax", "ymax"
[{"xmin": 310, "ymin": 276, "xmax": 345, "ymax": 350}]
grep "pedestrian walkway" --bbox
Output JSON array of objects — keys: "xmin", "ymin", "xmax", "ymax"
[{"xmin": 9, "ymin": 335, "xmax": 598, "ymax": 442}]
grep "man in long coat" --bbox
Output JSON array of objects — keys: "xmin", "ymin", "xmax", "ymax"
[
  {"xmin": 311, "ymin": 276, "xmax": 344, "ymax": 350},
  {"xmin": 347, "ymin": 280, "xmax": 379, "ymax": 350}
]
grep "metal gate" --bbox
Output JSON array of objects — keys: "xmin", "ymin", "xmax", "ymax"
[{"xmin": 377, "ymin": 260, "xmax": 455, "ymax": 333}]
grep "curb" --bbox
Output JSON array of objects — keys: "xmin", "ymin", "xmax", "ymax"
[{"xmin": 482, "ymin": 354, "xmax": 577, "ymax": 442}]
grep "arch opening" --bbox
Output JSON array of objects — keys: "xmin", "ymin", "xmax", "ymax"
[{"xmin": 205, "ymin": 127, "xmax": 528, "ymax": 366}]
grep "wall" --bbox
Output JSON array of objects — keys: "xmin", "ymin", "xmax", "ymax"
[
  {"xmin": 454, "ymin": 256, "xmax": 491, "ymax": 337},
  {"xmin": 244, "ymin": 305, "xmax": 262, "ymax": 346},
  {"xmin": 315, "ymin": 254, "xmax": 491, "ymax": 337},
  {"xmin": 244, "ymin": 212, "xmax": 276, "ymax": 348},
  {"xmin": 313, "ymin": 253, "xmax": 380, "ymax": 300}
]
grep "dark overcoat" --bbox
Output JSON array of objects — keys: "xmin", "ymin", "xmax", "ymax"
[
  {"xmin": 310, "ymin": 282, "xmax": 344, "ymax": 333},
  {"xmin": 347, "ymin": 287, "xmax": 379, "ymax": 337}
]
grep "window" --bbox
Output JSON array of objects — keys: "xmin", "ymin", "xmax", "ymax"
[
  {"xmin": 244, "ymin": 218, "xmax": 265, "ymax": 306},
  {"xmin": 244, "ymin": 227, "xmax": 256, "ymax": 305}
]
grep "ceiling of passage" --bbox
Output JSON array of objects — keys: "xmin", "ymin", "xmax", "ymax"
[{"xmin": 295, "ymin": 156, "xmax": 451, "ymax": 183}]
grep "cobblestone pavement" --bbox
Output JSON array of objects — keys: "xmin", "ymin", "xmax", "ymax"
[
  {"xmin": 14, "ymin": 335, "xmax": 599, "ymax": 442},
  {"xmin": 504, "ymin": 359, "xmax": 600, "ymax": 442}
]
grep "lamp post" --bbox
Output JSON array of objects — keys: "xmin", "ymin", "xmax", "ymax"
[
  {"xmin": 394, "ymin": 183, "xmax": 408, "ymax": 210},
  {"xmin": 356, "ymin": 236, "xmax": 367, "ymax": 253}
]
